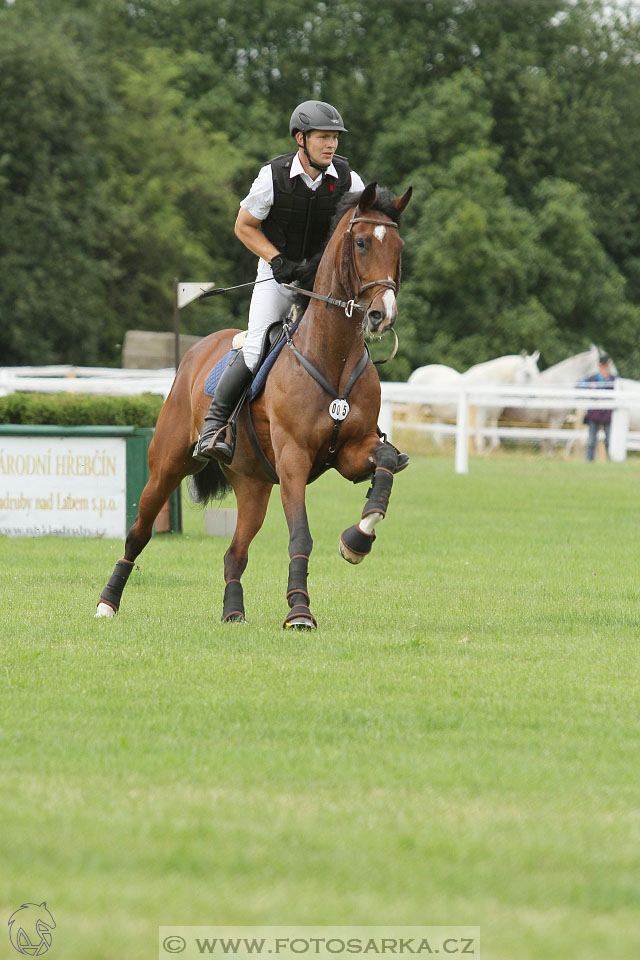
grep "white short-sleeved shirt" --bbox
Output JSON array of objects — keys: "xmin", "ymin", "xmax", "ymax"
[{"xmin": 240, "ymin": 153, "xmax": 366, "ymax": 222}]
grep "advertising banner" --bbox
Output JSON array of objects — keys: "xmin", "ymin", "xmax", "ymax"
[{"xmin": 0, "ymin": 435, "xmax": 127, "ymax": 537}]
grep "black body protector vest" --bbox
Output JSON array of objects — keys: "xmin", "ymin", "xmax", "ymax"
[{"xmin": 261, "ymin": 153, "xmax": 353, "ymax": 261}]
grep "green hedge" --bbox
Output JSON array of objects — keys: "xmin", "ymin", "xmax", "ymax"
[{"xmin": 0, "ymin": 392, "xmax": 164, "ymax": 427}]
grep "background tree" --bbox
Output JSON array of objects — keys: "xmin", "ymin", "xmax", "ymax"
[
  {"xmin": 0, "ymin": 14, "xmax": 114, "ymax": 363},
  {"xmin": 2, "ymin": 0, "xmax": 640, "ymax": 374}
]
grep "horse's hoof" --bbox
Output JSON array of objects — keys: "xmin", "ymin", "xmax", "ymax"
[
  {"xmin": 339, "ymin": 524, "xmax": 375, "ymax": 564},
  {"xmin": 283, "ymin": 605, "xmax": 317, "ymax": 630},
  {"xmin": 339, "ymin": 538, "xmax": 365, "ymax": 564},
  {"xmin": 95, "ymin": 602, "xmax": 116, "ymax": 618},
  {"xmin": 284, "ymin": 617, "xmax": 317, "ymax": 630},
  {"xmin": 223, "ymin": 612, "xmax": 247, "ymax": 624}
]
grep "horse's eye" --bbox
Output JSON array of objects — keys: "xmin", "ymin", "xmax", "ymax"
[{"xmin": 355, "ymin": 238, "xmax": 366, "ymax": 250}]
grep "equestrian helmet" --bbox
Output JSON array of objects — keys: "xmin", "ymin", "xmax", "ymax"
[{"xmin": 289, "ymin": 100, "xmax": 348, "ymax": 136}]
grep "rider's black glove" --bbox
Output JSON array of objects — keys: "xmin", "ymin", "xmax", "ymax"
[
  {"xmin": 295, "ymin": 256, "xmax": 320, "ymax": 288},
  {"xmin": 270, "ymin": 254, "xmax": 300, "ymax": 284}
]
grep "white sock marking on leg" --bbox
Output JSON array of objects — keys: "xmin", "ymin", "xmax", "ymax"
[{"xmin": 359, "ymin": 512, "xmax": 384, "ymax": 535}]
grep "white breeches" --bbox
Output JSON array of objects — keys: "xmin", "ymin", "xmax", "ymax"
[{"xmin": 242, "ymin": 259, "xmax": 299, "ymax": 371}]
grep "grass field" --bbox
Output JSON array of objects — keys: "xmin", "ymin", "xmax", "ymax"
[{"xmin": 1, "ymin": 452, "xmax": 639, "ymax": 960}]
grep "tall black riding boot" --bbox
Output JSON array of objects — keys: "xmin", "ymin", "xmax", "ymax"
[{"xmin": 193, "ymin": 351, "xmax": 253, "ymax": 465}]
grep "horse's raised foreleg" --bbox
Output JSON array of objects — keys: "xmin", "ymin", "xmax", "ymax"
[
  {"xmin": 278, "ymin": 457, "xmax": 316, "ymax": 630},
  {"xmin": 339, "ymin": 442, "xmax": 398, "ymax": 564},
  {"xmin": 222, "ymin": 476, "xmax": 273, "ymax": 623}
]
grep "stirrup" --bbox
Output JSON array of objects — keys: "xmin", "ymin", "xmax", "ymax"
[
  {"xmin": 193, "ymin": 425, "xmax": 230, "ymax": 463},
  {"xmin": 210, "ymin": 435, "xmax": 233, "ymax": 465},
  {"xmin": 206, "ymin": 425, "xmax": 235, "ymax": 465}
]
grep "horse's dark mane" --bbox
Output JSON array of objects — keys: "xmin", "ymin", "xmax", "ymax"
[{"xmin": 294, "ymin": 186, "xmax": 402, "ymax": 292}]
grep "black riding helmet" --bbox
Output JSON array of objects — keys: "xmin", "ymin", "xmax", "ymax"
[{"xmin": 289, "ymin": 100, "xmax": 347, "ymax": 172}]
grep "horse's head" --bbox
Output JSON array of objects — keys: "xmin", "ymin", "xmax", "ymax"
[
  {"xmin": 337, "ymin": 182, "xmax": 412, "ymax": 338},
  {"xmin": 516, "ymin": 349, "xmax": 540, "ymax": 384}
]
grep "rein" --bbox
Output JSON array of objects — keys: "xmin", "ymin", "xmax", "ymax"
[
  {"xmin": 282, "ymin": 282, "xmax": 360, "ymax": 318},
  {"xmin": 280, "ymin": 210, "xmax": 401, "ymax": 469}
]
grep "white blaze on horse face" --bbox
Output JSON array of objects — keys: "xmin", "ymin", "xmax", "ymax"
[
  {"xmin": 374, "ymin": 225, "xmax": 387, "ymax": 243},
  {"xmin": 382, "ymin": 288, "xmax": 397, "ymax": 321}
]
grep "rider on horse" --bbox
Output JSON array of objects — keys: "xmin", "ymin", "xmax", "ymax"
[{"xmin": 194, "ymin": 100, "xmax": 408, "ymax": 471}]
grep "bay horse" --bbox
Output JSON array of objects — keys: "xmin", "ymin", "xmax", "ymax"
[{"xmin": 96, "ymin": 182, "xmax": 412, "ymax": 629}]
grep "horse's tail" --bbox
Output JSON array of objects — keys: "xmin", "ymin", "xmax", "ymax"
[{"xmin": 188, "ymin": 461, "xmax": 232, "ymax": 506}]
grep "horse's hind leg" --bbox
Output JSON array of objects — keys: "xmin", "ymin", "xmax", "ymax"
[
  {"xmin": 222, "ymin": 476, "xmax": 273, "ymax": 623},
  {"xmin": 340, "ymin": 442, "xmax": 398, "ymax": 564},
  {"xmin": 95, "ymin": 464, "xmax": 186, "ymax": 618}
]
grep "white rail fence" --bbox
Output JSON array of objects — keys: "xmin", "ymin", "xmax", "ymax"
[
  {"xmin": 3, "ymin": 367, "xmax": 640, "ymax": 475},
  {"xmin": 379, "ymin": 382, "xmax": 640, "ymax": 472},
  {"xmin": 0, "ymin": 365, "xmax": 176, "ymax": 399}
]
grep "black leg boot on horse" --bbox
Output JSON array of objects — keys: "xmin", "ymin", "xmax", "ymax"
[
  {"xmin": 340, "ymin": 442, "xmax": 398, "ymax": 564},
  {"xmin": 193, "ymin": 351, "xmax": 253, "ymax": 465}
]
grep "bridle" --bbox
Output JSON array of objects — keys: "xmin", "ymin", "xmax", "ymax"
[
  {"xmin": 341, "ymin": 210, "xmax": 400, "ymax": 303},
  {"xmin": 283, "ymin": 209, "xmax": 400, "ymax": 320}
]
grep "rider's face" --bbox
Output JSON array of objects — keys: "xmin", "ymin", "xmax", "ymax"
[{"xmin": 297, "ymin": 129, "xmax": 339, "ymax": 167}]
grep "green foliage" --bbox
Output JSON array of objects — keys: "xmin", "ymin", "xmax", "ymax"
[
  {"xmin": 102, "ymin": 48, "xmax": 250, "ymax": 341},
  {"xmin": 2, "ymin": 0, "xmax": 640, "ymax": 375},
  {"xmin": 0, "ymin": 392, "xmax": 163, "ymax": 427},
  {"xmin": 532, "ymin": 178, "xmax": 640, "ymax": 363},
  {"xmin": 0, "ymin": 11, "xmax": 114, "ymax": 364}
]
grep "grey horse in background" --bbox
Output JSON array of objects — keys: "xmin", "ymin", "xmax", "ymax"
[
  {"xmin": 408, "ymin": 351, "xmax": 540, "ymax": 452},
  {"xmin": 500, "ymin": 344, "xmax": 617, "ymax": 451}
]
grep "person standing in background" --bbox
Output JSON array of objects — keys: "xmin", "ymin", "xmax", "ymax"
[{"xmin": 579, "ymin": 353, "xmax": 616, "ymax": 461}]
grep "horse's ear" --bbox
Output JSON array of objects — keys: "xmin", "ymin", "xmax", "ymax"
[
  {"xmin": 532, "ymin": 350, "xmax": 540, "ymax": 362},
  {"xmin": 358, "ymin": 182, "xmax": 378, "ymax": 211},
  {"xmin": 393, "ymin": 186, "xmax": 413, "ymax": 214}
]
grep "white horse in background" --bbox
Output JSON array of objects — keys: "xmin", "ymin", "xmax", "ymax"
[
  {"xmin": 407, "ymin": 351, "xmax": 540, "ymax": 452},
  {"xmin": 501, "ymin": 344, "xmax": 617, "ymax": 451},
  {"xmin": 460, "ymin": 351, "xmax": 540, "ymax": 452},
  {"xmin": 407, "ymin": 363, "xmax": 462, "ymax": 424}
]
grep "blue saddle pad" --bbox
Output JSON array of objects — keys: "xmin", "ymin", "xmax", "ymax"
[
  {"xmin": 203, "ymin": 315, "xmax": 301, "ymax": 399},
  {"xmin": 204, "ymin": 349, "xmax": 236, "ymax": 397}
]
